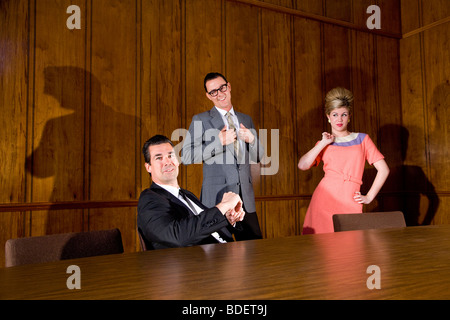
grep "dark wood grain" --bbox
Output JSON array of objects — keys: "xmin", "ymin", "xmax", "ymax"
[
  {"xmin": 2, "ymin": 225, "xmax": 450, "ymax": 300},
  {"xmin": 1, "ymin": 0, "xmax": 449, "ymax": 268}
]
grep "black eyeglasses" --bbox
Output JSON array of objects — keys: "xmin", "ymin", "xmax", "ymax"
[{"xmin": 207, "ymin": 83, "xmax": 228, "ymax": 97}]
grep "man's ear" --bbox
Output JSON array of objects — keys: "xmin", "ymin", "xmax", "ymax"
[{"xmin": 144, "ymin": 162, "xmax": 151, "ymax": 174}]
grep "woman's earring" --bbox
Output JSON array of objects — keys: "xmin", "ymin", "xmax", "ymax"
[{"xmin": 328, "ymin": 119, "xmax": 331, "ymax": 123}]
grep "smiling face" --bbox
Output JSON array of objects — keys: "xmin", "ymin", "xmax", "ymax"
[
  {"xmin": 144, "ymin": 143, "xmax": 179, "ymax": 187},
  {"xmin": 327, "ymin": 107, "xmax": 350, "ymax": 136},
  {"xmin": 205, "ymin": 76, "xmax": 232, "ymax": 111}
]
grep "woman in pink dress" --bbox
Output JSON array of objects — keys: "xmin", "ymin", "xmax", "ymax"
[{"xmin": 298, "ymin": 87, "xmax": 390, "ymax": 234}]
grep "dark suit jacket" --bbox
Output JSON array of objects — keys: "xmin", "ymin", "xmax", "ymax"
[{"xmin": 137, "ymin": 182, "xmax": 236, "ymax": 250}]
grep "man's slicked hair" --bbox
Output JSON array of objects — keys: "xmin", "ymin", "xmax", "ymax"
[
  {"xmin": 203, "ymin": 72, "xmax": 228, "ymax": 92},
  {"xmin": 142, "ymin": 135, "xmax": 174, "ymax": 164}
]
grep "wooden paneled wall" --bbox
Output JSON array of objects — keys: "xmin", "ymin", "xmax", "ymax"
[
  {"xmin": 400, "ymin": 0, "xmax": 450, "ymax": 226},
  {"xmin": 0, "ymin": 0, "xmax": 448, "ymax": 266}
]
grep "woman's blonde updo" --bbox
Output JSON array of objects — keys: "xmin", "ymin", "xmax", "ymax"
[{"xmin": 325, "ymin": 87, "xmax": 354, "ymax": 115}]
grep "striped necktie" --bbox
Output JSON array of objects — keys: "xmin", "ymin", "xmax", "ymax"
[{"xmin": 226, "ymin": 112, "xmax": 239, "ymax": 157}]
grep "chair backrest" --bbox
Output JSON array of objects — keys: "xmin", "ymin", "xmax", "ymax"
[
  {"xmin": 332, "ymin": 211, "xmax": 406, "ymax": 232},
  {"xmin": 137, "ymin": 228, "xmax": 152, "ymax": 251},
  {"xmin": 5, "ymin": 228, "xmax": 124, "ymax": 267}
]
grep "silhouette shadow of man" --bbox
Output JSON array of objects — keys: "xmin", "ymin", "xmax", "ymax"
[
  {"xmin": 362, "ymin": 124, "xmax": 439, "ymax": 226},
  {"xmin": 26, "ymin": 66, "xmax": 138, "ymax": 236}
]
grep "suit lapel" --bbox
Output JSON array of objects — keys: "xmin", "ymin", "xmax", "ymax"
[
  {"xmin": 209, "ymin": 107, "xmax": 242, "ymax": 160},
  {"xmin": 149, "ymin": 183, "xmax": 233, "ymax": 243},
  {"xmin": 235, "ymin": 111, "xmax": 250, "ymax": 129},
  {"xmin": 235, "ymin": 111, "xmax": 249, "ymax": 163},
  {"xmin": 181, "ymin": 189, "xmax": 206, "ymax": 210},
  {"xmin": 183, "ymin": 188, "xmax": 233, "ymax": 241},
  {"xmin": 150, "ymin": 183, "xmax": 193, "ymax": 217},
  {"xmin": 209, "ymin": 107, "xmax": 226, "ymax": 130}
]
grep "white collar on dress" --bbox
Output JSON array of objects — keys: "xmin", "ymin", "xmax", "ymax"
[{"xmin": 334, "ymin": 132, "xmax": 359, "ymax": 143}]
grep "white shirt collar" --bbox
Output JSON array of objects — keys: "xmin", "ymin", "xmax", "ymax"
[
  {"xmin": 214, "ymin": 106, "xmax": 236, "ymax": 117},
  {"xmin": 154, "ymin": 182, "xmax": 206, "ymax": 217},
  {"xmin": 154, "ymin": 182, "xmax": 180, "ymax": 198}
]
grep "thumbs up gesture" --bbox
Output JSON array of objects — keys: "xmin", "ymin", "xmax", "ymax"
[{"xmin": 238, "ymin": 123, "xmax": 255, "ymax": 144}]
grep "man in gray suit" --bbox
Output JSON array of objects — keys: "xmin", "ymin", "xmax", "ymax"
[{"xmin": 182, "ymin": 72, "xmax": 264, "ymax": 240}]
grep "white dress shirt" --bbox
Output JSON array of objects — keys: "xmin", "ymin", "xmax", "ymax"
[{"xmin": 214, "ymin": 106, "xmax": 245, "ymax": 152}]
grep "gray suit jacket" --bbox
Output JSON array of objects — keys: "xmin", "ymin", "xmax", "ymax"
[{"xmin": 181, "ymin": 107, "xmax": 264, "ymax": 213}]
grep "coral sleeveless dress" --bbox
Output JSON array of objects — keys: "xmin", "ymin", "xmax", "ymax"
[{"xmin": 302, "ymin": 133, "xmax": 384, "ymax": 234}]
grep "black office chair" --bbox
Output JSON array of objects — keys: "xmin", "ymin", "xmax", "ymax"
[
  {"xmin": 5, "ymin": 228, "xmax": 124, "ymax": 267},
  {"xmin": 332, "ymin": 211, "xmax": 406, "ymax": 232}
]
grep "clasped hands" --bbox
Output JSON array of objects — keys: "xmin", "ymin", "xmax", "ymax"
[
  {"xmin": 219, "ymin": 124, "xmax": 255, "ymax": 146},
  {"xmin": 216, "ymin": 192, "xmax": 245, "ymax": 225}
]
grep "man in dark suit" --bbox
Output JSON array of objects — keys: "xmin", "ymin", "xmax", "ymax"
[
  {"xmin": 182, "ymin": 72, "xmax": 264, "ymax": 240},
  {"xmin": 137, "ymin": 135, "xmax": 245, "ymax": 250}
]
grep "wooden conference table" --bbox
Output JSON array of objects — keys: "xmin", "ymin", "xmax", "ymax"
[{"xmin": 1, "ymin": 224, "xmax": 450, "ymax": 300}]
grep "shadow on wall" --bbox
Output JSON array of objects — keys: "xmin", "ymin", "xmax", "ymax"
[
  {"xmin": 362, "ymin": 124, "xmax": 439, "ymax": 226},
  {"xmin": 26, "ymin": 66, "xmax": 139, "ymax": 234}
]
